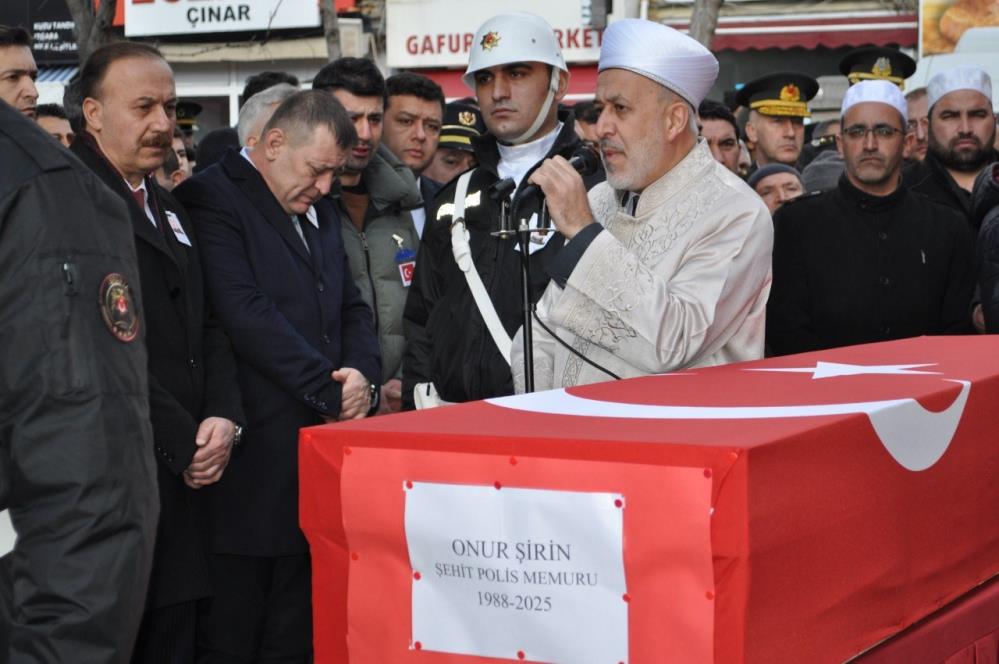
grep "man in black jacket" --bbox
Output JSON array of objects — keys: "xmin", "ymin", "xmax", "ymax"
[
  {"xmin": 403, "ymin": 12, "xmax": 603, "ymax": 408},
  {"xmin": 175, "ymin": 90, "xmax": 380, "ymax": 663},
  {"xmin": 768, "ymin": 80, "xmax": 974, "ymax": 355},
  {"xmin": 0, "ymin": 95, "xmax": 158, "ymax": 664},
  {"xmin": 70, "ymin": 42, "xmax": 244, "ymax": 664},
  {"xmin": 905, "ymin": 66, "xmax": 997, "ymax": 229}
]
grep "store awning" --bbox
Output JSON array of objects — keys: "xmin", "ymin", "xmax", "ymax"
[
  {"xmin": 663, "ymin": 11, "xmax": 917, "ymax": 51},
  {"xmin": 415, "ymin": 65, "xmax": 599, "ymax": 100},
  {"xmin": 36, "ymin": 66, "xmax": 78, "ymax": 83}
]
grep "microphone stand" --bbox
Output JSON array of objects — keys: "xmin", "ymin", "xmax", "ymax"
[
  {"xmin": 490, "ymin": 180, "xmax": 554, "ymax": 394},
  {"xmin": 490, "ymin": 147, "xmax": 596, "ymax": 394}
]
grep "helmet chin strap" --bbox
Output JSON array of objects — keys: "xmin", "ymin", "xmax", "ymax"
[{"xmin": 509, "ymin": 66, "xmax": 561, "ymax": 146}]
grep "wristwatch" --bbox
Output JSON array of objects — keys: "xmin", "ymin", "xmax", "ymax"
[
  {"xmin": 233, "ymin": 424, "xmax": 244, "ymax": 446},
  {"xmin": 368, "ymin": 380, "xmax": 379, "ymax": 413}
]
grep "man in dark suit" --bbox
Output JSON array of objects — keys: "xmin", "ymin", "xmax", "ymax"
[
  {"xmin": 174, "ymin": 90, "xmax": 380, "ymax": 663},
  {"xmin": 69, "ymin": 42, "xmax": 244, "ymax": 664}
]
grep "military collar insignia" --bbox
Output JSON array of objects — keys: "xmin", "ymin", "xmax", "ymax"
[
  {"xmin": 480, "ymin": 31, "xmax": 501, "ymax": 51},
  {"xmin": 99, "ymin": 273, "xmax": 139, "ymax": 343}
]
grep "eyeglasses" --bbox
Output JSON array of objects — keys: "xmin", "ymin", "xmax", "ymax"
[{"xmin": 842, "ymin": 125, "xmax": 905, "ymax": 141}]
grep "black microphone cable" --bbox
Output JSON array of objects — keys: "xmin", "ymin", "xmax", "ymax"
[{"xmin": 530, "ymin": 309, "xmax": 621, "ymax": 381}]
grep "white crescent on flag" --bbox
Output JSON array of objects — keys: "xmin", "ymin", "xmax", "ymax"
[{"xmin": 487, "ymin": 363, "xmax": 971, "ymax": 472}]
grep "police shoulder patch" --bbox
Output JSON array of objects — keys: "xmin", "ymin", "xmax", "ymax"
[{"xmin": 99, "ymin": 273, "xmax": 139, "ymax": 343}]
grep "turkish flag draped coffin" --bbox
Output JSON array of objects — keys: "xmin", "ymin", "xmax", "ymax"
[{"xmin": 299, "ymin": 336, "xmax": 999, "ymax": 663}]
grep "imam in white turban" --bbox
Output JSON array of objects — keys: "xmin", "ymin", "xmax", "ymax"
[
  {"xmin": 598, "ymin": 18, "xmax": 719, "ymax": 108},
  {"xmin": 927, "ymin": 65, "xmax": 993, "ymax": 109},
  {"xmin": 840, "ymin": 79, "xmax": 908, "ymax": 122}
]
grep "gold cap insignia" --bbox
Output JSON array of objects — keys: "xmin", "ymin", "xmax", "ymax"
[
  {"xmin": 871, "ymin": 57, "xmax": 892, "ymax": 78},
  {"xmin": 458, "ymin": 111, "xmax": 476, "ymax": 126},
  {"xmin": 480, "ymin": 31, "xmax": 501, "ymax": 51},
  {"xmin": 779, "ymin": 84, "xmax": 801, "ymax": 102}
]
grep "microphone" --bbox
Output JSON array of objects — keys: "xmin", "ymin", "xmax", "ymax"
[
  {"xmin": 488, "ymin": 177, "xmax": 516, "ymax": 203},
  {"xmin": 514, "ymin": 145, "xmax": 600, "ymax": 209},
  {"xmin": 566, "ymin": 144, "xmax": 601, "ymax": 177}
]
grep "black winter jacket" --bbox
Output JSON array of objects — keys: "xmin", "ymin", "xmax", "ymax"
[
  {"xmin": 973, "ymin": 163, "xmax": 999, "ymax": 331},
  {"xmin": 0, "ymin": 101, "xmax": 158, "ymax": 663},
  {"xmin": 403, "ymin": 115, "xmax": 604, "ymax": 408}
]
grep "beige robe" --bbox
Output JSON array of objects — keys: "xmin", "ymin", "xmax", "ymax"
[{"xmin": 513, "ymin": 140, "xmax": 773, "ymax": 392}]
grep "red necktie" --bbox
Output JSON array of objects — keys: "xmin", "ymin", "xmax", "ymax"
[{"xmin": 131, "ymin": 187, "xmax": 160, "ymax": 230}]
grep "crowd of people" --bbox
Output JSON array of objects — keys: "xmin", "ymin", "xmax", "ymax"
[{"xmin": 1, "ymin": 10, "xmax": 998, "ymax": 662}]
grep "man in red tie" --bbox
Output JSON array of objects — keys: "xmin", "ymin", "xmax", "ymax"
[{"xmin": 69, "ymin": 42, "xmax": 244, "ymax": 664}]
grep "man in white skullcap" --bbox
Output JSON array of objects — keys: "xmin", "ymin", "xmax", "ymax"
[
  {"xmin": 768, "ymin": 80, "xmax": 974, "ymax": 355},
  {"xmin": 905, "ymin": 65, "xmax": 997, "ymax": 229},
  {"xmin": 512, "ymin": 18, "xmax": 773, "ymax": 391},
  {"xmin": 403, "ymin": 12, "xmax": 605, "ymax": 407}
]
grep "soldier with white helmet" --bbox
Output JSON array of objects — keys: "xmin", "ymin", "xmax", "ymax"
[{"xmin": 403, "ymin": 12, "xmax": 604, "ymax": 408}]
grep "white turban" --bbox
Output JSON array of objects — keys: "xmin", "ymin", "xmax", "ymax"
[
  {"xmin": 841, "ymin": 79, "xmax": 908, "ymax": 122},
  {"xmin": 598, "ymin": 19, "xmax": 719, "ymax": 108},
  {"xmin": 927, "ymin": 66, "xmax": 992, "ymax": 109}
]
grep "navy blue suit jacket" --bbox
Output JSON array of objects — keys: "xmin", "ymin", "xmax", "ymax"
[{"xmin": 175, "ymin": 149, "xmax": 380, "ymax": 556}]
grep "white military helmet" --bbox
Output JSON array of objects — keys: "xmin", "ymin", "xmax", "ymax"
[{"xmin": 463, "ymin": 12, "xmax": 569, "ymax": 145}]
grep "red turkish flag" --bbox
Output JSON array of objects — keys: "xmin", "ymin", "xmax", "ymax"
[{"xmin": 300, "ymin": 336, "xmax": 999, "ymax": 663}]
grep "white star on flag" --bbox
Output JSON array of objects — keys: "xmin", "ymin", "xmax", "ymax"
[{"xmin": 748, "ymin": 362, "xmax": 941, "ymax": 380}]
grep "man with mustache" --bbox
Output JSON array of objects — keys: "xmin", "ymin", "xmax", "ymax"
[
  {"xmin": 70, "ymin": 42, "xmax": 245, "ymax": 664},
  {"xmin": 403, "ymin": 12, "xmax": 604, "ymax": 407},
  {"xmin": 0, "ymin": 25, "xmax": 37, "ymax": 119},
  {"xmin": 768, "ymin": 80, "xmax": 974, "ymax": 356},
  {"xmin": 512, "ymin": 19, "xmax": 772, "ymax": 390},
  {"xmin": 313, "ymin": 58, "xmax": 422, "ymax": 414},
  {"xmin": 738, "ymin": 72, "xmax": 818, "ymax": 173},
  {"xmin": 906, "ymin": 66, "xmax": 997, "ymax": 230}
]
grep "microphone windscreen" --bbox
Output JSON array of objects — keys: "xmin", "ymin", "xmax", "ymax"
[{"xmin": 570, "ymin": 145, "xmax": 600, "ymax": 177}]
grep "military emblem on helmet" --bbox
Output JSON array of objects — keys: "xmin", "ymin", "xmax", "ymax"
[{"xmin": 480, "ymin": 31, "xmax": 501, "ymax": 51}]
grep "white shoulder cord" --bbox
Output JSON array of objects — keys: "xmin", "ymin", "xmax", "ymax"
[{"xmin": 450, "ymin": 169, "xmax": 512, "ymax": 364}]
